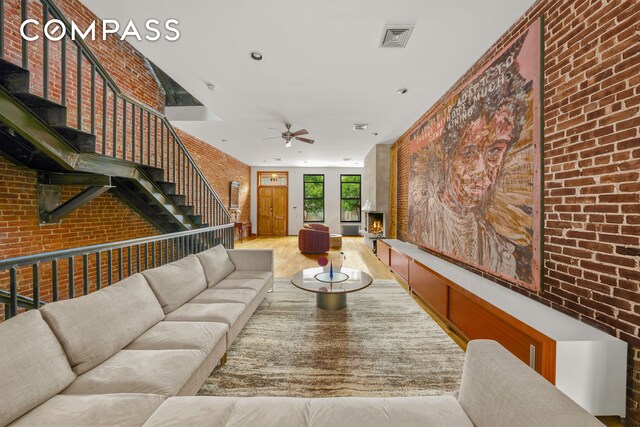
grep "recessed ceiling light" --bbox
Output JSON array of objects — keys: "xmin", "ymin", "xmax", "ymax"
[
  {"xmin": 206, "ymin": 83, "xmax": 216, "ymax": 91},
  {"xmin": 353, "ymin": 123, "xmax": 368, "ymax": 131},
  {"xmin": 250, "ymin": 51, "xmax": 263, "ymax": 61},
  {"xmin": 397, "ymin": 88, "xmax": 408, "ymax": 95}
]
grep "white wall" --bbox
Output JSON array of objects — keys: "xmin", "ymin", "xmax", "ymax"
[{"xmin": 251, "ymin": 167, "xmax": 363, "ymax": 235}]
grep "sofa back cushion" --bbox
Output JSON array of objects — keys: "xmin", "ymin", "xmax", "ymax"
[
  {"xmin": 196, "ymin": 245, "xmax": 236, "ymax": 287},
  {"xmin": 40, "ymin": 273, "xmax": 164, "ymax": 375},
  {"xmin": 0, "ymin": 310, "xmax": 76, "ymax": 426},
  {"xmin": 143, "ymin": 255, "xmax": 207, "ymax": 313}
]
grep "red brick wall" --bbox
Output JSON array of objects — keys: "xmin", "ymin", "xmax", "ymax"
[
  {"xmin": 176, "ymin": 129, "xmax": 251, "ymax": 224},
  {"xmin": 0, "ymin": 155, "xmax": 160, "ymax": 312},
  {"xmin": 3, "ymin": 0, "xmax": 166, "ymax": 158},
  {"xmin": 3, "ymin": 0, "xmax": 165, "ymax": 112},
  {"xmin": 393, "ymin": 0, "xmax": 640, "ymax": 422}
]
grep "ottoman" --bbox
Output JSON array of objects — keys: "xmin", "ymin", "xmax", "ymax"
[{"xmin": 329, "ymin": 234, "xmax": 343, "ymax": 248}]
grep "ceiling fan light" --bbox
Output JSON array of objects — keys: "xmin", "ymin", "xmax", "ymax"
[{"xmin": 285, "ymin": 141, "xmax": 292, "ymax": 148}]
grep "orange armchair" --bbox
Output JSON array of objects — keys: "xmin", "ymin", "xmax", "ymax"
[{"xmin": 298, "ymin": 224, "xmax": 330, "ymax": 253}]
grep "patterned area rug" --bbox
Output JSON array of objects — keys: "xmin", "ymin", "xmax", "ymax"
[{"xmin": 198, "ymin": 279, "xmax": 465, "ymax": 398}]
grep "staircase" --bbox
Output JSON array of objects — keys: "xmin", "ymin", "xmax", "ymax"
[{"xmin": 0, "ymin": 0, "xmax": 231, "ymax": 232}]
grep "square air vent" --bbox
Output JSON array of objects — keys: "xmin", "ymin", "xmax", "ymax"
[{"xmin": 380, "ymin": 25, "xmax": 414, "ymax": 48}]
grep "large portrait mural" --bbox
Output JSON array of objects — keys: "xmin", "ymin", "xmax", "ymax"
[{"xmin": 408, "ymin": 20, "xmax": 542, "ymax": 291}]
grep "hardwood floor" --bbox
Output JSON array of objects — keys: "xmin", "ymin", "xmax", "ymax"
[{"xmin": 235, "ymin": 235, "xmax": 394, "ymax": 280}]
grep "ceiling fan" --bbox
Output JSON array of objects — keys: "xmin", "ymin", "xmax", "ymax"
[{"xmin": 263, "ymin": 124, "xmax": 315, "ymax": 148}]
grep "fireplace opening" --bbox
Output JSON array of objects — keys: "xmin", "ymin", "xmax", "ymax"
[{"xmin": 367, "ymin": 212, "xmax": 384, "ymax": 234}]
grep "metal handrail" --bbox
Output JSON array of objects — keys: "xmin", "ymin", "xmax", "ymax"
[
  {"xmin": 1, "ymin": 0, "xmax": 231, "ymax": 225},
  {"xmin": 0, "ymin": 224, "xmax": 233, "ymax": 270},
  {"xmin": 0, "ymin": 289, "xmax": 46, "ymax": 307},
  {"xmin": 1, "ymin": 224, "xmax": 234, "ymax": 320}
]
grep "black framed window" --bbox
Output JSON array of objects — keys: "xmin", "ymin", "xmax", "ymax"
[
  {"xmin": 303, "ymin": 174, "xmax": 324, "ymax": 222},
  {"xmin": 340, "ymin": 174, "xmax": 361, "ymax": 222}
]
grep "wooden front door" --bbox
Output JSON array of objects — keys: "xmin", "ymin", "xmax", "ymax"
[{"xmin": 258, "ymin": 186, "xmax": 287, "ymax": 235}]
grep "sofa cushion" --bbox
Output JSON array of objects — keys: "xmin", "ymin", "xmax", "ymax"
[
  {"xmin": 126, "ymin": 321, "xmax": 228, "ymax": 354},
  {"xmin": 40, "ymin": 273, "xmax": 164, "ymax": 375},
  {"xmin": 458, "ymin": 340, "xmax": 603, "ymax": 427},
  {"xmin": 143, "ymin": 255, "xmax": 207, "ymax": 314},
  {"xmin": 196, "ymin": 245, "xmax": 236, "ymax": 287},
  {"xmin": 226, "ymin": 270, "xmax": 272, "ymax": 284},
  {"xmin": 308, "ymin": 396, "xmax": 472, "ymax": 427},
  {"xmin": 190, "ymin": 288, "xmax": 257, "ymax": 305},
  {"xmin": 62, "ymin": 349, "xmax": 204, "ymax": 397},
  {"xmin": 10, "ymin": 393, "xmax": 165, "ymax": 427},
  {"xmin": 0, "ymin": 310, "xmax": 76, "ymax": 427},
  {"xmin": 227, "ymin": 249, "xmax": 274, "ymax": 272},
  {"xmin": 226, "ymin": 286, "xmax": 268, "ymax": 348},
  {"xmin": 214, "ymin": 278, "xmax": 265, "ymax": 293},
  {"xmin": 164, "ymin": 303, "xmax": 246, "ymax": 326},
  {"xmin": 143, "ymin": 395, "xmax": 473, "ymax": 427}
]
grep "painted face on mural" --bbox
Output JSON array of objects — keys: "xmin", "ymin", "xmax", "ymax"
[{"xmin": 445, "ymin": 105, "xmax": 514, "ymax": 209}]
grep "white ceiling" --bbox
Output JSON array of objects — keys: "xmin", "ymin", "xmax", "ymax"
[{"xmin": 82, "ymin": 0, "xmax": 536, "ymax": 167}]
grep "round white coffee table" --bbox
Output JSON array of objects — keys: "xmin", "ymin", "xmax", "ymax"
[{"xmin": 291, "ymin": 267, "xmax": 373, "ymax": 310}]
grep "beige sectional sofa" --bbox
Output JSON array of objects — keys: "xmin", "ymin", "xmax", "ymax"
[
  {"xmin": 0, "ymin": 245, "xmax": 602, "ymax": 427},
  {"xmin": 1, "ymin": 245, "xmax": 273, "ymax": 426}
]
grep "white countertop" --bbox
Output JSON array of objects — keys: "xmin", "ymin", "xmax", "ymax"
[{"xmin": 383, "ymin": 239, "xmax": 622, "ymax": 343}]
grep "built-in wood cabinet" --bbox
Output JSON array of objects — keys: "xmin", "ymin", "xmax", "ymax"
[
  {"xmin": 377, "ymin": 239, "xmax": 627, "ymax": 417},
  {"xmin": 389, "ymin": 248, "xmax": 409, "ymax": 283},
  {"xmin": 377, "ymin": 241, "xmax": 390, "ymax": 266},
  {"xmin": 408, "ymin": 261, "xmax": 448, "ymax": 318}
]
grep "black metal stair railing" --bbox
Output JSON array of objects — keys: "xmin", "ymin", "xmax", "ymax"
[
  {"xmin": 0, "ymin": 0, "xmax": 231, "ymax": 227},
  {"xmin": 0, "ymin": 224, "xmax": 234, "ymax": 320}
]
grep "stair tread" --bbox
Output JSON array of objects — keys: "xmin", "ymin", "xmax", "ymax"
[
  {"xmin": 140, "ymin": 165, "xmax": 165, "ymax": 181},
  {"xmin": 12, "ymin": 92, "xmax": 65, "ymax": 109},
  {"xmin": 53, "ymin": 125, "xmax": 95, "ymax": 137},
  {"xmin": 0, "ymin": 58, "xmax": 27, "ymax": 72},
  {"xmin": 141, "ymin": 165, "xmax": 164, "ymax": 172},
  {"xmin": 0, "ymin": 58, "xmax": 30, "ymax": 92}
]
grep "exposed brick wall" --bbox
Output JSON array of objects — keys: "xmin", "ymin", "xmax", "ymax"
[
  {"xmin": 3, "ymin": 0, "xmax": 166, "ymax": 159},
  {"xmin": 176, "ymin": 128, "xmax": 251, "ymax": 224},
  {"xmin": 0, "ymin": 156, "xmax": 159, "ymax": 258},
  {"xmin": 393, "ymin": 0, "xmax": 640, "ymax": 422},
  {"xmin": 2, "ymin": 0, "xmax": 165, "ymax": 112},
  {"xmin": 0, "ymin": 155, "xmax": 160, "ymax": 315}
]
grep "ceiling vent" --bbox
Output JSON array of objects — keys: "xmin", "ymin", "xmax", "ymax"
[
  {"xmin": 380, "ymin": 25, "xmax": 414, "ymax": 48},
  {"xmin": 353, "ymin": 123, "xmax": 368, "ymax": 130}
]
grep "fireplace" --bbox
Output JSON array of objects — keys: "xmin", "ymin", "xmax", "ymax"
[
  {"xmin": 361, "ymin": 211, "xmax": 386, "ymax": 250},
  {"xmin": 366, "ymin": 212, "xmax": 384, "ymax": 234}
]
